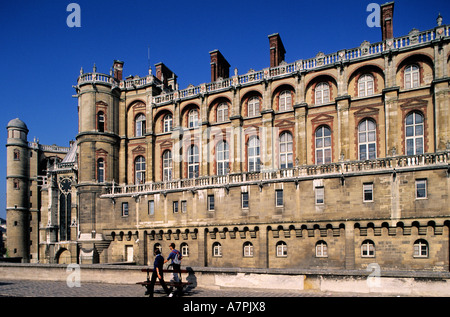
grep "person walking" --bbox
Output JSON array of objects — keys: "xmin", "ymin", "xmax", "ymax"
[
  {"xmin": 164, "ymin": 243, "xmax": 182, "ymax": 283},
  {"xmin": 146, "ymin": 248, "xmax": 172, "ymax": 297}
]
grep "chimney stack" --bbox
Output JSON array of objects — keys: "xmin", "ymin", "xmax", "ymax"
[
  {"xmin": 112, "ymin": 60, "xmax": 124, "ymax": 81},
  {"xmin": 210, "ymin": 50, "xmax": 230, "ymax": 82},
  {"xmin": 380, "ymin": 2, "xmax": 394, "ymax": 41},
  {"xmin": 268, "ymin": 33, "xmax": 286, "ymax": 68},
  {"xmin": 155, "ymin": 62, "xmax": 177, "ymax": 91}
]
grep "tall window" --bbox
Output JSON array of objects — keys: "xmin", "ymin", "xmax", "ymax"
[
  {"xmin": 315, "ymin": 126, "xmax": 332, "ymax": 164},
  {"xmin": 315, "ymin": 82, "xmax": 330, "ymax": 105},
  {"xmin": 405, "ymin": 112, "xmax": 424, "ymax": 156},
  {"xmin": 188, "ymin": 145, "xmax": 199, "ymax": 179},
  {"xmin": 207, "ymin": 194, "xmax": 215, "ymax": 211},
  {"xmin": 97, "ymin": 159, "xmax": 105, "ymax": 183},
  {"xmin": 216, "ymin": 141, "xmax": 229, "ymax": 176},
  {"xmin": 217, "ymin": 103, "xmax": 229, "ymax": 122},
  {"xmin": 122, "ymin": 202, "xmax": 129, "ymax": 217},
  {"xmin": 415, "ymin": 179, "xmax": 427, "ymax": 199},
  {"xmin": 135, "ymin": 156, "xmax": 146, "ymax": 184},
  {"xmin": 276, "ymin": 189, "xmax": 284, "ymax": 207},
  {"xmin": 241, "ymin": 192, "xmax": 249, "ymax": 209},
  {"xmin": 163, "ymin": 150, "xmax": 172, "ymax": 181},
  {"xmin": 363, "ymin": 183, "xmax": 374, "ymax": 202},
  {"xmin": 248, "ymin": 136, "xmax": 261, "ymax": 172},
  {"xmin": 279, "ymin": 90, "xmax": 292, "ymax": 111},
  {"xmin": 315, "ymin": 186, "xmax": 324, "ymax": 205},
  {"xmin": 135, "ymin": 114, "xmax": 146, "ymax": 137},
  {"xmin": 163, "ymin": 114, "xmax": 173, "ymax": 133},
  {"xmin": 97, "ymin": 111, "xmax": 105, "ymax": 132},
  {"xmin": 247, "ymin": 97, "xmax": 260, "ymax": 117},
  {"xmin": 243, "ymin": 242, "xmax": 254, "ymax": 257},
  {"xmin": 358, "ymin": 74, "xmax": 374, "ymax": 97},
  {"xmin": 405, "ymin": 64, "xmax": 419, "ymax": 89},
  {"xmin": 188, "ymin": 109, "xmax": 199, "ymax": 128},
  {"xmin": 358, "ymin": 119, "xmax": 377, "ymax": 160},
  {"xmin": 213, "ymin": 242, "xmax": 222, "ymax": 257},
  {"xmin": 279, "ymin": 132, "xmax": 293, "ymax": 169}
]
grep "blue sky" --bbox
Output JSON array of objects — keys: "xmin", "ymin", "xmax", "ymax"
[{"xmin": 0, "ymin": 0, "xmax": 449, "ymax": 220}]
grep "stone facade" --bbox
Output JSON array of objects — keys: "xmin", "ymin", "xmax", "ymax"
[{"xmin": 6, "ymin": 3, "xmax": 450, "ymax": 273}]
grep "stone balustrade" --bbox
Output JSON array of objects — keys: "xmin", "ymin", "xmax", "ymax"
[
  {"xmin": 77, "ymin": 24, "xmax": 449, "ymax": 107},
  {"xmin": 102, "ymin": 151, "xmax": 449, "ymax": 198}
]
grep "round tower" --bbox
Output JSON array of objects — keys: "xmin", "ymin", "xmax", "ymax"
[
  {"xmin": 6, "ymin": 118, "xmax": 30, "ymax": 262},
  {"xmin": 75, "ymin": 64, "xmax": 121, "ymax": 245}
]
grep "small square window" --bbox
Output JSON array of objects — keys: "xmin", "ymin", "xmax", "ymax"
[
  {"xmin": 208, "ymin": 195, "xmax": 215, "ymax": 211},
  {"xmin": 415, "ymin": 179, "xmax": 427, "ymax": 199},
  {"xmin": 363, "ymin": 183, "xmax": 373, "ymax": 202},
  {"xmin": 122, "ymin": 202, "xmax": 129, "ymax": 217},
  {"xmin": 276, "ymin": 190, "xmax": 283, "ymax": 207},
  {"xmin": 315, "ymin": 187, "xmax": 324, "ymax": 205},
  {"xmin": 242, "ymin": 192, "xmax": 249, "ymax": 209}
]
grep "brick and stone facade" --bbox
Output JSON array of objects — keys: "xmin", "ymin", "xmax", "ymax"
[{"xmin": 6, "ymin": 3, "xmax": 450, "ymax": 273}]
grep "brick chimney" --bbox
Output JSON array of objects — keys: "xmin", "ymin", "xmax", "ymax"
[
  {"xmin": 210, "ymin": 50, "xmax": 230, "ymax": 82},
  {"xmin": 112, "ymin": 60, "xmax": 124, "ymax": 81},
  {"xmin": 380, "ymin": 2, "xmax": 394, "ymax": 41},
  {"xmin": 268, "ymin": 33, "xmax": 286, "ymax": 68},
  {"xmin": 155, "ymin": 62, "xmax": 177, "ymax": 91}
]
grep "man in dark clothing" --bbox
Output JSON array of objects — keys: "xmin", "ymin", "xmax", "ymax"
[{"xmin": 146, "ymin": 248, "xmax": 172, "ymax": 297}]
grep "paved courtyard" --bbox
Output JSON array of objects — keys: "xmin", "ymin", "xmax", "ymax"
[{"xmin": 0, "ymin": 279, "xmax": 407, "ymax": 298}]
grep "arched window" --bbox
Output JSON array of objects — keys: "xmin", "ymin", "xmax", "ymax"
[
  {"xmin": 163, "ymin": 150, "xmax": 172, "ymax": 182},
  {"xmin": 315, "ymin": 241, "xmax": 328, "ymax": 257},
  {"xmin": 358, "ymin": 119, "xmax": 377, "ymax": 160},
  {"xmin": 276, "ymin": 241, "xmax": 287, "ymax": 257},
  {"xmin": 217, "ymin": 103, "xmax": 229, "ymax": 122},
  {"xmin": 154, "ymin": 243, "xmax": 162, "ymax": 253},
  {"xmin": 135, "ymin": 114, "xmax": 146, "ymax": 137},
  {"xmin": 188, "ymin": 145, "xmax": 199, "ymax": 179},
  {"xmin": 405, "ymin": 112, "xmax": 424, "ymax": 155},
  {"xmin": 216, "ymin": 141, "xmax": 229, "ymax": 176},
  {"xmin": 188, "ymin": 109, "xmax": 199, "ymax": 128},
  {"xmin": 361, "ymin": 240, "xmax": 375, "ymax": 257},
  {"xmin": 135, "ymin": 156, "xmax": 146, "ymax": 184},
  {"xmin": 315, "ymin": 126, "xmax": 332, "ymax": 164},
  {"xmin": 279, "ymin": 90, "xmax": 292, "ymax": 111},
  {"xmin": 358, "ymin": 74, "xmax": 374, "ymax": 97},
  {"xmin": 315, "ymin": 82, "xmax": 330, "ymax": 105},
  {"xmin": 97, "ymin": 111, "xmax": 105, "ymax": 132},
  {"xmin": 405, "ymin": 64, "xmax": 420, "ymax": 89},
  {"xmin": 413, "ymin": 239, "xmax": 428, "ymax": 258},
  {"xmin": 180, "ymin": 243, "xmax": 189, "ymax": 257},
  {"xmin": 243, "ymin": 242, "xmax": 254, "ymax": 257},
  {"xmin": 247, "ymin": 96, "xmax": 260, "ymax": 117},
  {"xmin": 97, "ymin": 159, "xmax": 104, "ymax": 183},
  {"xmin": 279, "ymin": 132, "xmax": 293, "ymax": 169},
  {"xmin": 213, "ymin": 242, "xmax": 222, "ymax": 257},
  {"xmin": 163, "ymin": 114, "xmax": 173, "ymax": 133},
  {"xmin": 248, "ymin": 136, "xmax": 261, "ymax": 172}
]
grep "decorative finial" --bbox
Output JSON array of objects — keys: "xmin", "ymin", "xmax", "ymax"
[
  {"xmin": 80, "ymin": 67, "xmax": 84, "ymax": 75},
  {"xmin": 93, "ymin": 63, "xmax": 97, "ymax": 73},
  {"xmin": 437, "ymin": 13, "xmax": 443, "ymax": 26}
]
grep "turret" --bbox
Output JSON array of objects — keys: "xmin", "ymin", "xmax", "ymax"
[{"xmin": 6, "ymin": 118, "xmax": 30, "ymax": 261}]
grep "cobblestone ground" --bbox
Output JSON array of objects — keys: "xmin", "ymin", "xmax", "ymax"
[{"xmin": 0, "ymin": 279, "xmax": 405, "ymax": 297}]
